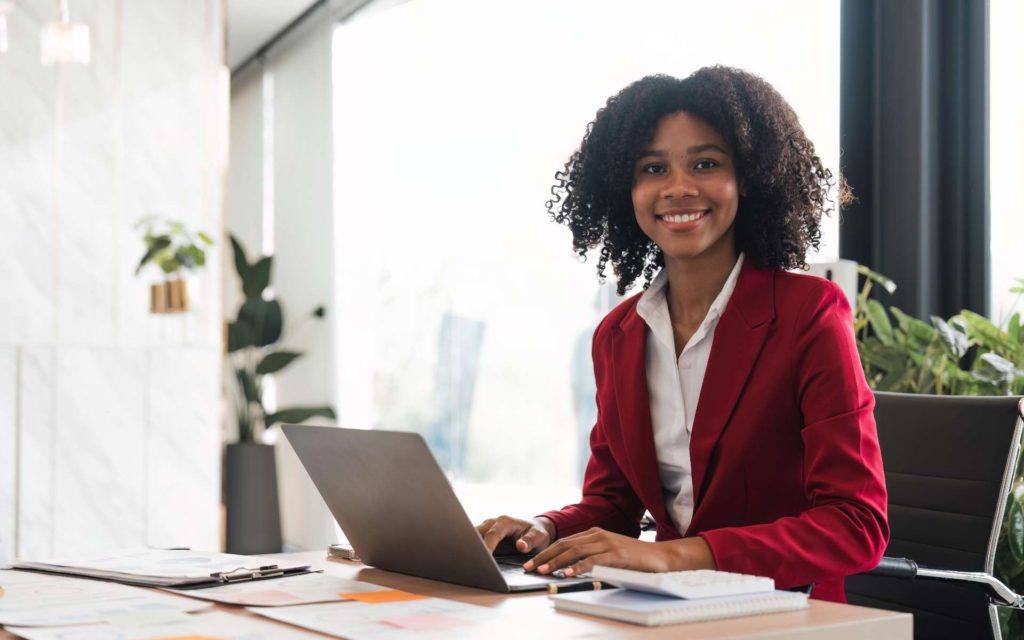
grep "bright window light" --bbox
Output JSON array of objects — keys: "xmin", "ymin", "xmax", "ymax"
[
  {"xmin": 332, "ymin": 0, "xmax": 840, "ymax": 499},
  {"xmin": 990, "ymin": 0, "xmax": 1024, "ymax": 324}
]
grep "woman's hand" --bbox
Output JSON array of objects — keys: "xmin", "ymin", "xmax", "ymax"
[
  {"xmin": 523, "ymin": 527, "xmax": 715, "ymax": 576},
  {"xmin": 476, "ymin": 515, "xmax": 555, "ymax": 554}
]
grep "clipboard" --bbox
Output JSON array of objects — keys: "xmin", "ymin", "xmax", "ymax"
[{"xmin": 13, "ymin": 549, "xmax": 311, "ymax": 589}]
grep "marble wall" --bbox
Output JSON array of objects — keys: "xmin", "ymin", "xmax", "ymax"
[{"xmin": 0, "ymin": 1, "xmax": 224, "ymax": 560}]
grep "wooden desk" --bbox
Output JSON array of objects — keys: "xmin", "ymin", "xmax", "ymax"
[{"xmin": 0, "ymin": 551, "xmax": 913, "ymax": 639}]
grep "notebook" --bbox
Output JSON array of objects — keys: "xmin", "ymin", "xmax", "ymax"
[{"xmin": 549, "ymin": 588, "xmax": 808, "ymax": 626}]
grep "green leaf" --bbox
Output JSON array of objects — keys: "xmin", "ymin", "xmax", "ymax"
[
  {"xmin": 158, "ymin": 257, "xmax": 181, "ymax": 274},
  {"xmin": 859, "ymin": 338, "xmax": 906, "ymax": 372},
  {"xmin": 931, "ymin": 316, "xmax": 968, "ymax": 359},
  {"xmin": 243, "ymin": 257, "xmax": 273, "ymax": 299},
  {"xmin": 891, "ymin": 307, "xmax": 937, "ymax": 349},
  {"xmin": 230, "ymin": 234, "xmax": 251, "ymax": 282},
  {"xmin": 256, "ymin": 351, "xmax": 303, "ymax": 375},
  {"xmin": 197, "ymin": 231, "xmax": 214, "ymax": 245},
  {"xmin": 866, "ymin": 300, "xmax": 893, "ymax": 345},
  {"xmin": 313, "ymin": 305, "xmax": 326, "ymax": 318},
  {"xmin": 972, "ymin": 353, "xmax": 1020, "ymax": 389},
  {"xmin": 135, "ymin": 236, "xmax": 171, "ymax": 274},
  {"xmin": 238, "ymin": 298, "xmax": 283, "ymax": 346},
  {"xmin": 227, "ymin": 321, "xmax": 254, "ymax": 352},
  {"xmin": 857, "ymin": 265, "xmax": 897, "ymax": 294},
  {"xmin": 1009, "ymin": 498, "xmax": 1024, "ymax": 564},
  {"xmin": 264, "ymin": 406, "xmax": 336, "ymax": 429},
  {"xmin": 959, "ymin": 310, "xmax": 1013, "ymax": 357},
  {"xmin": 174, "ymin": 246, "xmax": 202, "ymax": 270}
]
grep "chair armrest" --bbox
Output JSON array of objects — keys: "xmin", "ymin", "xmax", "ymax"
[
  {"xmin": 914, "ymin": 568, "xmax": 1024, "ymax": 608},
  {"xmin": 867, "ymin": 556, "xmax": 919, "ymax": 579},
  {"xmin": 865, "ymin": 557, "xmax": 1024, "ymax": 607}
]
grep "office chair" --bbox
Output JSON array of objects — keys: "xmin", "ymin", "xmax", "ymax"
[{"xmin": 845, "ymin": 392, "xmax": 1024, "ymax": 639}]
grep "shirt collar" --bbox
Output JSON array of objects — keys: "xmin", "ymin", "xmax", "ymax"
[{"xmin": 636, "ymin": 253, "xmax": 745, "ymax": 333}]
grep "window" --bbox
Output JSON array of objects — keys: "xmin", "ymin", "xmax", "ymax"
[
  {"xmin": 989, "ymin": 0, "xmax": 1024, "ymax": 324},
  {"xmin": 332, "ymin": 0, "xmax": 840, "ymax": 515}
]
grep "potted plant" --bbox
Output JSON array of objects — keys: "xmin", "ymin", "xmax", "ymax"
[
  {"xmin": 855, "ymin": 267, "xmax": 1024, "ymax": 634},
  {"xmin": 135, "ymin": 216, "xmax": 214, "ymax": 313},
  {"xmin": 225, "ymin": 234, "xmax": 336, "ymax": 554}
]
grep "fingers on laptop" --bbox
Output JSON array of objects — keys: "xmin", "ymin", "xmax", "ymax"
[
  {"xmin": 477, "ymin": 515, "xmax": 531, "ymax": 553},
  {"xmin": 477, "ymin": 515, "xmax": 554, "ymax": 554},
  {"xmin": 524, "ymin": 527, "xmax": 663, "ymax": 576}
]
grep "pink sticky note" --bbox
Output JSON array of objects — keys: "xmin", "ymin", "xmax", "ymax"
[{"xmin": 380, "ymin": 613, "xmax": 471, "ymax": 632}]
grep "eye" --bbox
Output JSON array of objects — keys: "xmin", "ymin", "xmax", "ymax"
[
  {"xmin": 639, "ymin": 162, "xmax": 666, "ymax": 175},
  {"xmin": 694, "ymin": 159, "xmax": 719, "ymax": 170}
]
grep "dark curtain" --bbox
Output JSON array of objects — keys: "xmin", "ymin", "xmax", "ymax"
[{"xmin": 840, "ymin": 0, "xmax": 989, "ymax": 320}]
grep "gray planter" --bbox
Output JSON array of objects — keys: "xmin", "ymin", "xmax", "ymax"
[{"xmin": 225, "ymin": 442, "xmax": 282, "ymax": 555}]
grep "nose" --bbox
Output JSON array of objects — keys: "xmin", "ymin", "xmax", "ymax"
[{"xmin": 661, "ymin": 172, "xmax": 699, "ymax": 199}]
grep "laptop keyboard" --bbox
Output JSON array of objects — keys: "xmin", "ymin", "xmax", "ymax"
[{"xmin": 493, "ymin": 553, "xmax": 534, "ymax": 567}]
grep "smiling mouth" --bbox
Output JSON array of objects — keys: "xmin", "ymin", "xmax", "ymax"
[{"xmin": 657, "ymin": 210, "xmax": 709, "ymax": 223}]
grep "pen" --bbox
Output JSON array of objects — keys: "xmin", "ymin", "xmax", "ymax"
[{"xmin": 547, "ymin": 580, "xmax": 604, "ymax": 595}]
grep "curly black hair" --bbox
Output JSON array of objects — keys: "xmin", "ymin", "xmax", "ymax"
[{"xmin": 546, "ymin": 66, "xmax": 850, "ymax": 295}]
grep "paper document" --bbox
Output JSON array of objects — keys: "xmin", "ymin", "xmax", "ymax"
[
  {"xmin": 166, "ymin": 571, "xmax": 388, "ymax": 606},
  {"xmin": 13, "ymin": 548, "xmax": 310, "ymax": 588},
  {"xmin": 251, "ymin": 597, "xmax": 528, "ymax": 640},
  {"xmin": 0, "ymin": 569, "xmax": 211, "ymax": 627},
  {"xmin": 8, "ymin": 610, "xmax": 325, "ymax": 639}
]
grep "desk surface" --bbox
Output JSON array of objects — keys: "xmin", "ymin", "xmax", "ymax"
[{"xmin": 1, "ymin": 551, "xmax": 913, "ymax": 639}]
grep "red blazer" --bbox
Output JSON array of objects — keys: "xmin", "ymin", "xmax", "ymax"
[{"xmin": 543, "ymin": 261, "xmax": 889, "ymax": 603}]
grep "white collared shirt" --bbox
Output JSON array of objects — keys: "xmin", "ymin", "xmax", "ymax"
[{"xmin": 635, "ymin": 254, "xmax": 745, "ymax": 534}]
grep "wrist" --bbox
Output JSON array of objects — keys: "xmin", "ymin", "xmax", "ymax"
[
  {"xmin": 661, "ymin": 535, "xmax": 717, "ymax": 571},
  {"xmin": 533, "ymin": 516, "xmax": 557, "ymax": 544}
]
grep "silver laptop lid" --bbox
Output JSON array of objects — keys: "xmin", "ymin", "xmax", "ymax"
[{"xmin": 282, "ymin": 424, "xmax": 510, "ymax": 592}]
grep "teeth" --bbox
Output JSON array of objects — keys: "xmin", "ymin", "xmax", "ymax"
[{"xmin": 662, "ymin": 211, "xmax": 706, "ymax": 223}]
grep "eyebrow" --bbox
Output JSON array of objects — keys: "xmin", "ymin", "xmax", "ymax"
[{"xmin": 637, "ymin": 143, "xmax": 730, "ymax": 158}]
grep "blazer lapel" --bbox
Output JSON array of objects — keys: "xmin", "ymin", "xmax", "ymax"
[
  {"xmin": 689, "ymin": 263, "xmax": 775, "ymax": 509},
  {"xmin": 610, "ymin": 309, "xmax": 672, "ymax": 528}
]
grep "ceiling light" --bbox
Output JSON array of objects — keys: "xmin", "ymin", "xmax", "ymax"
[
  {"xmin": 0, "ymin": 2, "xmax": 14, "ymax": 54},
  {"xmin": 40, "ymin": 0, "xmax": 90, "ymax": 65}
]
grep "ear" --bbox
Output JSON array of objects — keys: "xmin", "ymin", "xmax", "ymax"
[{"xmin": 739, "ymin": 178, "xmax": 748, "ymax": 198}]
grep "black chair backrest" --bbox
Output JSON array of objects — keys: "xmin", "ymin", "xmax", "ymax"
[{"xmin": 846, "ymin": 391, "xmax": 1023, "ymax": 639}]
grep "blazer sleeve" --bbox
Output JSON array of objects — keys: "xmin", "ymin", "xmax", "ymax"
[
  {"xmin": 542, "ymin": 322, "xmax": 645, "ymax": 539},
  {"xmin": 699, "ymin": 282, "xmax": 889, "ymax": 588}
]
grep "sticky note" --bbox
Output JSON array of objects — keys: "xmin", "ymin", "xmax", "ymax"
[{"xmin": 339, "ymin": 589, "xmax": 429, "ymax": 603}]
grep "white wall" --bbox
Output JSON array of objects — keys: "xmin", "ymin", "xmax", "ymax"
[{"xmin": 0, "ymin": 0, "xmax": 224, "ymax": 559}]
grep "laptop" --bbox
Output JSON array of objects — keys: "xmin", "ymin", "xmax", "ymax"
[{"xmin": 282, "ymin": 424, "xmax": 594, "ymax": 592}]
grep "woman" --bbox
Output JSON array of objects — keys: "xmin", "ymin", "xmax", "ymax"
[{"xmin": 477, "ymin": 66, "xmax": 888, "ymax": 603}]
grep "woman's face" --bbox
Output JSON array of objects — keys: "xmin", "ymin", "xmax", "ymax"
[{"xmin": 631, "ymin": 111, "xmax": 740, "ymax": 266}]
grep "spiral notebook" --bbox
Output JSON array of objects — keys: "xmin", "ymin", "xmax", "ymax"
[{"xmin": 549, "ymin": 588, "xmax": 808, "ymax": 626}]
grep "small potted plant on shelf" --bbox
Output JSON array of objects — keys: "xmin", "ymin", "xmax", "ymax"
[
  {"xmin": 135, "ymin": 216, "xmax": 214, "ymax": 313},
  {"xmin": 224, "ymin": 234, "xmax": 336, "ymax": 554}
]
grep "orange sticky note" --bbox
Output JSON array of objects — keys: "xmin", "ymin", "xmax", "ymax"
[{"xmin": 339, "ymin": 590, "xmax": 429, "ymax": 603}]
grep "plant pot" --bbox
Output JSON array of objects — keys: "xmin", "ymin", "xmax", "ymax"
[
  {"xmin": 150, "ymin": 278, "xmax": 189, "ymax": 313},
  {"xmin": 224, "ymin": 442, "xmax": 283, "ymax": 555}
]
